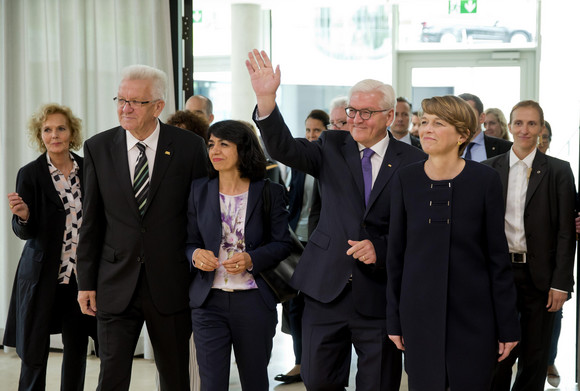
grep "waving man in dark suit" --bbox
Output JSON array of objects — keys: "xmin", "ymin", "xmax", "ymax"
[
  {"xmin": 246, "ymin": 50, "xmax": 426, "ymax": 391},
  {"xmin": 77, "ymin": 65, "xmax": 208, "ymax": 391}
]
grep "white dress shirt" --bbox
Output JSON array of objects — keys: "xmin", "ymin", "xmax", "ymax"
[
  {"xmin": 126, "ymin": 120, "xmax": 161, "ymax": 182},
  {"xmin": 357, "ymin": 134, "xmax": 389, "ymax": 189},
  {"xmin": 505, "ymin": 148, "xmax": 536, "ymax": 253}
]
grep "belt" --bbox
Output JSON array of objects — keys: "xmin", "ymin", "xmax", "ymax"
[{"xmin": 510, "ymin": 253, "xmax": 526, "ymax": 263}]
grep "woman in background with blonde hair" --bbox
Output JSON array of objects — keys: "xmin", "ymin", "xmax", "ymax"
[
  {"xmin": 4, "ymin": 103, "xmax": 97, "ymax": 391},
  {"xmin": 484, "ymin": 107, "xmax": 510, "ymax": 141}
]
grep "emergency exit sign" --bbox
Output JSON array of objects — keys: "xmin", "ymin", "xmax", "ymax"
[{"xmin": 449, "ymin": 0, "xmax": 478, "ymax": 14}]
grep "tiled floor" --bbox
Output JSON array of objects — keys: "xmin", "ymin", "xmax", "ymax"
[{"xmin": 1, "ymin": 302, "xmax": 578, "ymax": 390}]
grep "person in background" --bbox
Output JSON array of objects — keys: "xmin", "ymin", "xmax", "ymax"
[
  {"xmin": 390, "ymin": 97, "xmax": 422, "ymax": 149},
  {"xmin": 185, "ymin": 94, "xmax": 215, "ymax": 124},
  {"xmin": 328, "ymin": 96, "xmax": 352, "ymax": 131},
  {"xmin": 538, "ymin": 120, "xmax": 552, "ymax": 154},
  {"xmin": 484, "ymin": 100, "xmax": 576, "ymax": 391},
  {"xmin": 387, "ymin": 95, "xmax": 519, "ymax": 390},
  {"xmin": 458, "ymin": 93, "xmax": 512, "ymax": 161},
  {"xmin": 4, "ymin": 103, "xmax": 97, "ymax": 391},
  {"xmin": 167, "ymin": 109, "xmax": 209, "ymax": 143},
  {"xmin": 246, "ymin": 49, "xmax": 426, "ymax": 391},
  {"xmin": 484, "ymin": 108, "xmax": 510, "ymax": 141},
  {"xmin": 187, "ymin": 120, "xmax": 292, "ymax": 391},
  {"xmin": 77, "ymin": 64, "xmax": 208, "ymax": 391},
  {"xmin": 411, "ymin": 111, "xmax": 420, "ymax": 137},
  {"xmin": 275, "ymin": 109, "xmax": 329, "ymax": 385}
]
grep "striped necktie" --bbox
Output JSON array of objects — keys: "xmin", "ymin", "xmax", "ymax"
[{"xmin": 134, "ymin": 142, "xmax": 150, "ymax": 215}]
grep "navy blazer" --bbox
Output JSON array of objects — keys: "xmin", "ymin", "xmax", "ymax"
[
  {"xmin": 484, "ymin": 134, "xmax": 512, "ymax": 158},
  {"xmin": 287, "ymin": 168, "xmax": 306, "ymax": 231},
  {"xmin": 186, "ymin": 178, "xmax": 292, "ymax": 310},
  {"xmin": 4, "ymin": 153, "xmax": 87, "ymax": 365},
  {"xmin": 484, "ymin": 150, "xmax": 576, "ymax": 292},
  {"xmin": 256, "ymin": 105, "xmax": 426, "ymax": 318}
]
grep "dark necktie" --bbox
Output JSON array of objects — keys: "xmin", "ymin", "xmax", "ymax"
[
  {"xmin": 134, "ymin": 142, "xmax": 150, "ymax": 215},
  {"xmin": 464, "ymin": 143, "xmax": 474, "ymax": 160},
  {"xmin": 361, "ymin": 148, "xmax": 375, "ymax": 206}
]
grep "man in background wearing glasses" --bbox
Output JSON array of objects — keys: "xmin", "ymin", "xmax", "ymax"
[
  {"xmin": 77, "ymin": 64, "xmax": 207, "ymax": 390},
  {"xmin": 246, "ymin": 49, "xmax": 425, "ymax": 391}
]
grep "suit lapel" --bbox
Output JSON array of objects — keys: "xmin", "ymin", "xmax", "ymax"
[
  {"xmin": 365, "ymin": 138, "xmax": 401, "ymax": 212},
  {"xmin": 35, "ymin": 154, "xmax": 63, "ymax": 208},
  {"xmin": 495, "ymin": 153, "xmax": 510, "ymax": 205},
  {"xmin": 245, "ymin": 180, "xmax": 263, "ymax": 230},
  {"xmin": 526, "ymin": 152, "xmax": 548, "ymax": 208},
  {"xmin": 110, "ymin": 127, "xmax": 140, "ymax": 217},
  {"xmin": 146, "ymin": 124, "xmax": 173, "ymax": 215},
  {"xmin": 341, "ymin": 137, "xmax": 365, "ymax": 205},
  {"xmin": 207, "ymin": 179, "xmax": 223, "ymax": 252}
]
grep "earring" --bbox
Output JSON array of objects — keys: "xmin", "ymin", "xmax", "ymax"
[{"xmin": 457, "ymin": 140, "xmax": 462, "ymax": 146}]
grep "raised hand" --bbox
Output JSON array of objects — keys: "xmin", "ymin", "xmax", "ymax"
[{"xmin": 245, "ymin": 49, "xmax": 280, "ymax": 117}]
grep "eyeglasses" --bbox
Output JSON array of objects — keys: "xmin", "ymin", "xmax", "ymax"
[
  {"xmin": 345, "ymin": 107, "xmax": 389, "ymax": 120},
  {"xmin": 114, "ymin": 97, "xmax": 160, "ymax": 108},
  {"xmin": 327, "ymin": 121, "xmax": 347, "ymax": 130}
]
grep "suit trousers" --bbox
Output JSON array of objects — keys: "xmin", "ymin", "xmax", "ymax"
[
  {"xmin": 301, "ymin": 283, "xmax": 402, "ymax": 391},
  {"xmin": 96, "ymin": 266, "xmax": 191, "ymax": 391},
  {"xmin": 19, "ymin": 278, "xmax": 94, "ymax": 391},
  {"xmin": 192, "ymin": 289, "xmax": 277, "ymax": 391},
  {"xmin": 491, "ymin": 263, "xmax": 555, "ymax": 391}
]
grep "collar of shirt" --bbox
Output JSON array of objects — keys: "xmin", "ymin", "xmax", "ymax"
[
  {"xmin": 398, "ymin": 133, "xmax": 412, "ymax": 145},
  {"xmin": 357, "ymin": 133, "xmax": 389, "ymax": 158},
  {"xmin": 125, "ymin": 120, "xmax": 161, "ymax": 153},
  {"xmin": 509, "ymin": 147, "xmax": 536, "ymax": 169},
  {"xmin": 46, "ymin": 153, "xmax": 79, "ymax": 177},
  {"xmin": 126, "ymin": 119, "xmax": 161, "ymax": 179}
]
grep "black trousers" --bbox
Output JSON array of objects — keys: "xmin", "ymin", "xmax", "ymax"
[
  {"xmin": 301, "ymin": 284, "xmax": 402, "ymax": 391},
  {"xmin": 96, "ymin": 267, "xmax": 191, "ymax": 391},
  {"xmin": 491, "ymin": 263, "xmax": 555, "ymax": 391},
  {"xmin": 19, "ymin": 277, "xmax": 96, "ymax": 391}
]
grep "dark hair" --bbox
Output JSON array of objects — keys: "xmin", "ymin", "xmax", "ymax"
[
  {"xmin": 458, "ymin": 93, "xmax": 483, "ymax": 116},
  {"xmin": 167, "ymin": 110, "xmax": 209, "ymax": 142},
  {"xmin": 544, "ymin": 120, "xmax": 552, "ymax": 140},
  {"xmin": 396, "ymin": 97, "xmax": 412, "ymax": 111},
  {"xmin": 306, "ymin": 109, "xmax": 330, "ymax": 127},
  {"xmin": 207, "ymin": 120, "xmax": 266, "ymax": 181}
]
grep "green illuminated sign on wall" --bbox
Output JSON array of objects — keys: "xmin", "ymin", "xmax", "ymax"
[{"xmin": 449, "ymin": 0, "xmax": 478, "ymax": 14}]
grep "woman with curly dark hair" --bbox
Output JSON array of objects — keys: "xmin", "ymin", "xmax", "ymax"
[{"xmin": 186, "ymin": 120, "xmax": 292, "ymax": 390}]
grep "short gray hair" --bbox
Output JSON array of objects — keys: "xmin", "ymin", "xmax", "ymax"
[
  {"xmin": 120, "ymin": 64, "xmax": 167, "ymax": 101},
  {"xmin": 329, "ymin": 96, "xmax": 348, "ymax": 111},
  {"xmin": 348, "ymin": 79, "xmax": 395, "ymax": 110}
]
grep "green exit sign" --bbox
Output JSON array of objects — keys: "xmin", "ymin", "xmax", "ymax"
[
  {"xmin": 449, "ymin": 0, "xmax": 477, "ymax": 14},
  {"xmin": 193, "ymin": 10, "xmax": 202, "ymax": 23}
]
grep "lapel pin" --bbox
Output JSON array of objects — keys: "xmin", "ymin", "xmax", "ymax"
[
  {"xmin": 165, "ymin": 151, "xmax": 171, "ymax": 156},
  {"xmin": 537, "ymin": 170, "xmax": 541, "ymax": 174},
  {"xmin": 388, "ymin": 164, "xmax": 392, "ymax": 167}
]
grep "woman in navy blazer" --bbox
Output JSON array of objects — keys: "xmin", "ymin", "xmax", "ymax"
[
  {"xmin": 4, "ymin": 104, "xmax": 96, "ymax": 391},
  {"xmin": 186, "ymin": 120, "xmax": 292, "ymax": 391},
  {"xmin": 386, "ymin": 96, "xmax": 520, "ymax": 391}
]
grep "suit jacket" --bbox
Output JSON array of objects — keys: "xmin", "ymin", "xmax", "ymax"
[
  {"xmin": 287, "ymin": 168, "xmax": 306, "ymax": 231},
  {"xmin": 484, "ymin": 151, "xmax": 576, "ymax": 292},
  {"xmin": 185, "ymin": 178, "xmax": 292, "ymax": 310},
  {"xmin": 4, "ymin": 153, "xmax": 88, "ymax": 365},
  {"xmin": 484, "ymin": 134, "xmax": 512, "ymax": 159},
  {"xmin": 410, "ymin": 134, "xmax": 422, "ymax": 150},
  {"xmin": 256, "ymin": 105, "xmax": 426, "ymax": 318},
  {"xmin": 77, "ymin": 122, "xmax": 208, "ymax": 315}
]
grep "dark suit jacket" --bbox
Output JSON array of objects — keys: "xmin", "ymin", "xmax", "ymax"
[
  {"xmin": 256, "ymin": 106, "xmax": 426, "ymax": 318},
  {"xmin": 484, "ymin": 134, "xmax": 512, "ymax": 159},
  {"xmin": 410, "ymin": 134, "xmax": 422, "ymax": 150},
  {"xmin": 77, "ymin": 122, "xmax": 208, "ymax": 315},
  {"xmin": 287, "ymin": 168, "xmax": 307, "ymax": 231},
  {"xmin": 484, "ymin": 151, "xmax": 576, "ymax": 292},
  {"xmin": 185, "ymin": 178, "xmax": 292, "ymax": 310},
  {"xmin": 4, "ymin": 153, "xmax": 89, "ymax": 365}
]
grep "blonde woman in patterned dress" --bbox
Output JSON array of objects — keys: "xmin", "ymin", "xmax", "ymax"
[{"xmin": 4, "ymin": 103, "xmax": 97, "ymax": 390}]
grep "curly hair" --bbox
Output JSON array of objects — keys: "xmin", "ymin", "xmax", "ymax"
[
  {"xmin": 167, "ymin": 110, "xmax": 209, "ymax": 142},
  {"xmin": 421, "ymin": 95, "xmax": 477, "ymax": 156},
  {"xmin": 28, "ymin": 103, "xmax": 83, "ymax": 153},
  {"xmin": 207, "ymin": 120, "xmax": 266, "ymax": 181}
]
